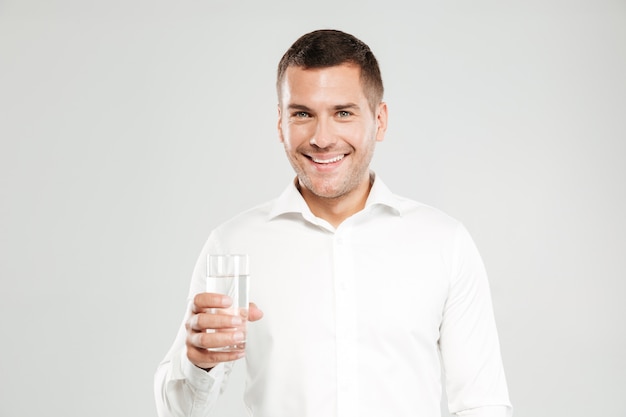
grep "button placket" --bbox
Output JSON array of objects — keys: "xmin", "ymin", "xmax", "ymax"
[{"xmin": 332, "ymin": 230, "xmax": 358, "ymax": 416}]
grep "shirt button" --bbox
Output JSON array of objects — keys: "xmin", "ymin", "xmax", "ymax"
[{"xmin": 336, "ymin": 238, "xmax": 344, "ymax": 245}]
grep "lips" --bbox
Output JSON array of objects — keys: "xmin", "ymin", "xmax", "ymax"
[{"xmin": 310, "ymin": 154, "xmax": 345, "ymax": 164}]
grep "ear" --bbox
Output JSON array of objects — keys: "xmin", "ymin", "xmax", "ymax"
[
  {"xmin": 277, "ymin": 105, "xmax": 285, "ymax": 143},
  {"xmin": 375, "ymin": 102, "xmax": 388, "ymax": 142}
]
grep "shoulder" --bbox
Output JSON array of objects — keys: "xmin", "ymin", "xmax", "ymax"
[
  {"xmin": 213, "ymin": 200, "xmax": 275, "ymax": 235},
  {"xmin": 369, "ymin": 175, "xmax": 461, "ymax": 233},
  {"xmin": 391, "ymin": 193, "xmax": 463, "ymax": 233}
]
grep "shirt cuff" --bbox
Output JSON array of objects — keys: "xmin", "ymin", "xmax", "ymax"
[
  {"xmin": 180, "ymin": 354, "xmax": 227, "ymax": 400},
  {"xmin": 456, "ymin": 405, "xmax": 513, "ymax": 417}
]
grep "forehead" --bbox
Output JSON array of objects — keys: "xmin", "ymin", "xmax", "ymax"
[{"xmin": 280, "ymin": 64, "xmax": 367, "ymax": 104}]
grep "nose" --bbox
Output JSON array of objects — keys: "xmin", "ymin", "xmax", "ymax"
[{"xmin": 309, "ymin": 118, "xmax": 336, "ymax": 149}]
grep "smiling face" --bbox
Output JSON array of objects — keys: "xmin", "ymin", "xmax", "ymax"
[{"xmin": 278, "ymin": 63, "xmax": 387, "ymax": 215}]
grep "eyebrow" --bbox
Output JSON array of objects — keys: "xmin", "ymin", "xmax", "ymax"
[
  {"xmin": 287, "ymin": 103, "xmax": 361, "ymax": 112},
  {"xmin": 287, "ymin": 104, "xmax": 313, "ymax": 112},
  {"xmin": 333, "ymin": 103, "xmax": 360, "ymax": 111}
]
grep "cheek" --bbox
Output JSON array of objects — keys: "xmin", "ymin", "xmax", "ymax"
[
  {"xmin": 338, "ymin": 124, "xmax": 370, "ymax": 145},
  {"xmin": 284, "ymin": 123, "xmax": 313, "ymax": 147}
]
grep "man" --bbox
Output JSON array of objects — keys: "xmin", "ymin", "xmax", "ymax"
[{"xmin": 155, "ymin": 29, "xmax": 512, "ymax": 417}]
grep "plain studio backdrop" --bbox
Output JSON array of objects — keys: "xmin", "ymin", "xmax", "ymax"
[{"xmin": 1, "ymin": 1, "xmax": 625, "ymax": 416}]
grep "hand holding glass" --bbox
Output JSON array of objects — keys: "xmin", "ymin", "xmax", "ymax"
[{"xmin": 206, "ymin": 254, "xmax": 249, "ymax": 352}]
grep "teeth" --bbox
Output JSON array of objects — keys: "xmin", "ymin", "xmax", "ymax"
[{"xmin": 311, "ymin": 155, "xmax": 344, "ymax": 164}]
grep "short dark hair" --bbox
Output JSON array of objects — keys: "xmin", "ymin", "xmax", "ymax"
[{"xmin": 277, "ymin": 29, "xmax": 384, "ymax": 112}]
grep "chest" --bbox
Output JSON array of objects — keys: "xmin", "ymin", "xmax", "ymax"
[{"xmin": 248, "ymin": 227, "xmax": 451, "ymax": 345}]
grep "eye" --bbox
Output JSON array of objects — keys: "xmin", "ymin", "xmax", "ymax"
[
  {"xmin": 337, "ymin": 110, "xmax": 352, "ymax": 118},
  {"xmin": 293, "ymin": 111, "xmax": 310, "ymax": 118}
]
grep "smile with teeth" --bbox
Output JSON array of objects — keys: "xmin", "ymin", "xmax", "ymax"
[{"xmin": 310, "ymin": 154, "xmax": 345, "ymax": 164}]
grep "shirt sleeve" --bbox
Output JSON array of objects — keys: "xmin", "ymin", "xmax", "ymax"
[
  {"xmin": 154, "ymin": 232, "xmax": 235, "ymax": 417},
  {"xmin": 439, "ymin": 223, "xmax": 513, "ymax": 417}
]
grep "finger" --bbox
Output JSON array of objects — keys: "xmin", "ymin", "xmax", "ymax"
[
  {"xmin": 248, "ymin": 302, "xmax": 264, "ymax": 322},
  {"xmin": 188, "ymin": 329, "xmax": 246, "ymax": 350},
  {"xmin": 187, "ymin": 345, "xmax": 245, "ymax": 369},
  {"xmin": 192, "ymin": 293, "xmax": 232, "ymax": 313},
  {"xmin": 188, "ymin": 312, "xmax": 243, "ymax": 332}
]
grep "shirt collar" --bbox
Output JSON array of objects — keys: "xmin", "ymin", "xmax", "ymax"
[{"xmin": 268, "ymin": 172, "xmax": 409, "ymax": 221}]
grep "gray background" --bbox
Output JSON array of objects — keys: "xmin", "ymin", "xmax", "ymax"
[{"xmin": 1, "ymin": 1, "xmax": 625, "ymax": 416}]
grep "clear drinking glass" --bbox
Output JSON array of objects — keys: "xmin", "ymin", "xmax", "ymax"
[{"xmin": 206, "ymin": 254, "xmax": 249, "ymax": 352}]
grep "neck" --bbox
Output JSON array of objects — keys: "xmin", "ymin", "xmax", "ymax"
[{"xmin": 297, "ymin": 174, "xmax": 373, "ymax": 228}]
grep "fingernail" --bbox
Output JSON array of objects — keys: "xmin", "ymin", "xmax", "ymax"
[
  {"xmin": 233, "ymin": 332, "xmax": 245, "ymax": 342},
  {"xmin": 231, "ymin": 316, "xmax": 242, "ymax": 326}
]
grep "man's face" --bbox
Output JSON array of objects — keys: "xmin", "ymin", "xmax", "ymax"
[{"xmin": 277, "ymin": 63, "xmax": 387, "ymax": 202}]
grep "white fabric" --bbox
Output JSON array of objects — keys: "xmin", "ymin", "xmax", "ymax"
[{"xmin": 155, "ymin": 175, "xmax": 512, "ymax": 417}]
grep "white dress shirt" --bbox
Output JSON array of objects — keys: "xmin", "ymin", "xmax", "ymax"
[{"xmin": 155, "ymin": 175, "xmax": 512, "ymax": 417}]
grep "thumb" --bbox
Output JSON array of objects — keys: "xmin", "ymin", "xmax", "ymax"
[{"xmin": 248, "ymin": 302, "xmax": 264, "ymax": 322}]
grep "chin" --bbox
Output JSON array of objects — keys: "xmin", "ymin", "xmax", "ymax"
[
  {"xmin": 308, "ymin": 182, "xmax": 350, "ymax": 200},
  {"xmin": 298, "ymin": 170, "xmax": 360, "ymax": 200}
]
